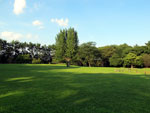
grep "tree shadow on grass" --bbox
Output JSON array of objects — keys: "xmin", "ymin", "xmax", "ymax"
[
  {"xmin": 2, "ymin": 64, "xmax": 79, "ymax": 71},
  {"xmin": 0, "ymin": 65, "xmax": 150, "ymax": 113}
]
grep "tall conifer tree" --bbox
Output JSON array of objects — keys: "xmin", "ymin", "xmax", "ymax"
[
  {"xmin": 55, "ymin": 30, "xmax": 67, "ymax": 62},
  {"xmin": 55, "ymin": 28, "xmax": 78, "ymax": 67}
]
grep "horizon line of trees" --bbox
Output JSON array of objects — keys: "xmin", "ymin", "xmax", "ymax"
[
  {"xmin": 0, "ymin": 39, "xmax": 54, "ymax": 64},
  {"xmin": 1, "ymin": 27, "xmax": 150, "ymax": 68}
]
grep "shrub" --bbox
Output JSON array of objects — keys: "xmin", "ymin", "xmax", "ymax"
[
  {"xmin": 32, "ymin": 58, "xmax": 41, "ymax": 64},
  {"xmin": 15, "ymin": 54, "xmax": 32, "ymax": 63}
]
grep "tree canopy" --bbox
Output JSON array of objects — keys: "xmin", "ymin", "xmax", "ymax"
[
  {"xmin": 55, "ymin": 28, "xmax": 78, "ymax": 67},
  {"xmin": 0, "ymin": 28, "xmax": 150, "ymax": 68}
]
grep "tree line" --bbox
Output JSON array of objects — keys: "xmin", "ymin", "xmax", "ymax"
[
  {"xmin": 0, "ymin": 39, "xmax": 54, "ymax": 64},
  {"xmin": 1, "ymin": 27, "xmax": 150, "ymax": 68},
  {"xmin": 55, "ymin": 28, "xmax": 150, "ymax": 68}
]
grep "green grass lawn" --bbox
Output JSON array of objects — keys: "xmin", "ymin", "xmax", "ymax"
[{"xmin": 0, "ymin": 64, "xmax": 150, "ymax": 113}]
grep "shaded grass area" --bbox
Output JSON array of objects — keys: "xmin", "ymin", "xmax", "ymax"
[{"xmin": 0, "ymin": 64, "xmax": 150, "ymax": 113}]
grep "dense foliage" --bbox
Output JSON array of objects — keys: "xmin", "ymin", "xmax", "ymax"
[
  {"xmin": 55, "ymin": 28, "xmax": 78, "ymax": 67},
  {"xmin": 0, "ymin": 39, "xmax": 52, "ymax": 64},
  {"xmin": 0, "ymin": 28, "xmax": 150, "ymax": 68},
  {"xmin": 76, "ymin": 42, "xmax": 101, "ymax": 67},
  {"xmin": 54, "ymin": 28, "xmax": 150, "ymax": 68}
]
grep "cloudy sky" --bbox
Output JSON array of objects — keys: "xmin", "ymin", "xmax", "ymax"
[{"xmin": 0, "ymin": 0, "xmax": 150, "ymax": 46}]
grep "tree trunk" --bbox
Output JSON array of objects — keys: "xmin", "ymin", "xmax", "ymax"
[
  {"xmin": 89, "ymin": 61, "xmax": 91, "ymax": 67},
  {"xmin": 131, "ymin": 64, "xmax": 133, "ymax": 68},
  {"xmin": 65, "ymin": 58, "xmax": 71, "ymax": 67},
  {"xmin": 66, "ymin": 61, "xmax": 70, "ymax": 67}
]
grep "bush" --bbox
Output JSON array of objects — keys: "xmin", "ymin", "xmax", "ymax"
[
  {"xmin": 15, "ymin": 54, "xmax": 32, "ymax": 63},
  {"xmin": 32, "ymin": 58, "xmax": 41, "ymax": 64},
  {"xmin": 51, "ymin": 57, "xmax": 59, "ymax": 64}
]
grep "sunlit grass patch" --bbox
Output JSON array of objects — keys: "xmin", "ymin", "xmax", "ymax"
[
  {"xmin": 0, "ymin": 91, "xmax": 24, "ymax": 99},
  {"xmin": 6, "ymin": 77, "xmax": 33, "ymax": 82}
]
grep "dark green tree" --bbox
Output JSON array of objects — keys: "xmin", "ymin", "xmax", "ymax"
[
  {"xmin": 15, "ymin": 54, "xmax": 32, "ymax": 63},
  {"xmin": 65, "ymin": 28, "xmax": 78, "ymax": 67},
  {"xmin": 55, "ymin": 30, "xmax": 67, "ymax": 62},
  {"xmin": 123, "ymin": 53, "xmax": 137, "ymax": 68},
  {"xmin": 129, "ymin": 45, "xmax": 146, "ymax": 56},
  {"xmin": 109, "ymin": 53, "xmax": 123, "ymax": 67},
  {"xmin": 142, "ymin": 54, "xmax": 150, "ymax": 67},
  {"xmin": 99, "ymin": 45, "xmax": 117, "ymax": 66},
  {"xmin": 134, "ymin": 56, "xmax": 143, "ymax": 68},
  {"xmin": 0, "ymin": 38, "xmax": 52, "ymax": 64},
  {"xmin": 77, "ymin": 42, "xmax": 101, "ymax": 67},
  {"xmin": 145, "ymin": 41, "xmax": 150, "ymax": 54},
  {"xmin": 55, "ymin": 28, "xmax": 78, "ymax": 67}
]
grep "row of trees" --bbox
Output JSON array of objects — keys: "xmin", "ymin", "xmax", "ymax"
[
  {"xmin": 0, "ymin": 39, "xmax": 54, "ymax": 64},
  {"xmin": 99, "ymin": 44, "xmax": 150, "ymax": 68},
  {"xmin": 55, "ymin": 28, "xmax": 150, "ymax": 68},
  {"xmin": 1, "ymin": 27, "xmax": 150, "ymax": 68}
]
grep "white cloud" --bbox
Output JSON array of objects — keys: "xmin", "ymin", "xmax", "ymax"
[
  {"xmin": 26, "ymin": 34, "xmax": 32, "ymax": 39},
  {"xmin": 0, "ymin": 31, "xmax": 41, "ymax": 43},
  {"xmin": 32, "ymin": 20, "xmax": 42, "ymax": 26},
  {"xmin": 25, "ymin": 34, "xmax": 40, "ymax": 43},
  {"xmin": 26, "ymin": 34, "xmax": 39, "ymax": 39},
  {"xmin": 32, "ymin": 20, "xmax": 44, "ymax": 29},
  {"xmin": 51, "ymin": 18, "xmax": 69, "ymax": 27},
  {"xmin": 0, "ymin": 31, "xmax": 23, "ymax": 41},
  {"xmin": 13, "ymin": 0, "xmax": 26, "ymax": 15}
]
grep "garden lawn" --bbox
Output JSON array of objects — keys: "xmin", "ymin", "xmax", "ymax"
[{"xmin": 0, "ymin": 64, "xmax": 150, "ymax": 113}]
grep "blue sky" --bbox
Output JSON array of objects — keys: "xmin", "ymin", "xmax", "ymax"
[{"xmin": 0, "ymin": 0, "xmax": 150, "ymax": 47}]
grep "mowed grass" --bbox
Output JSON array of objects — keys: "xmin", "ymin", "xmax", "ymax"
[{"xmin": 0, "ymin": 64, "xmax": 150, "ymax": 113}]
